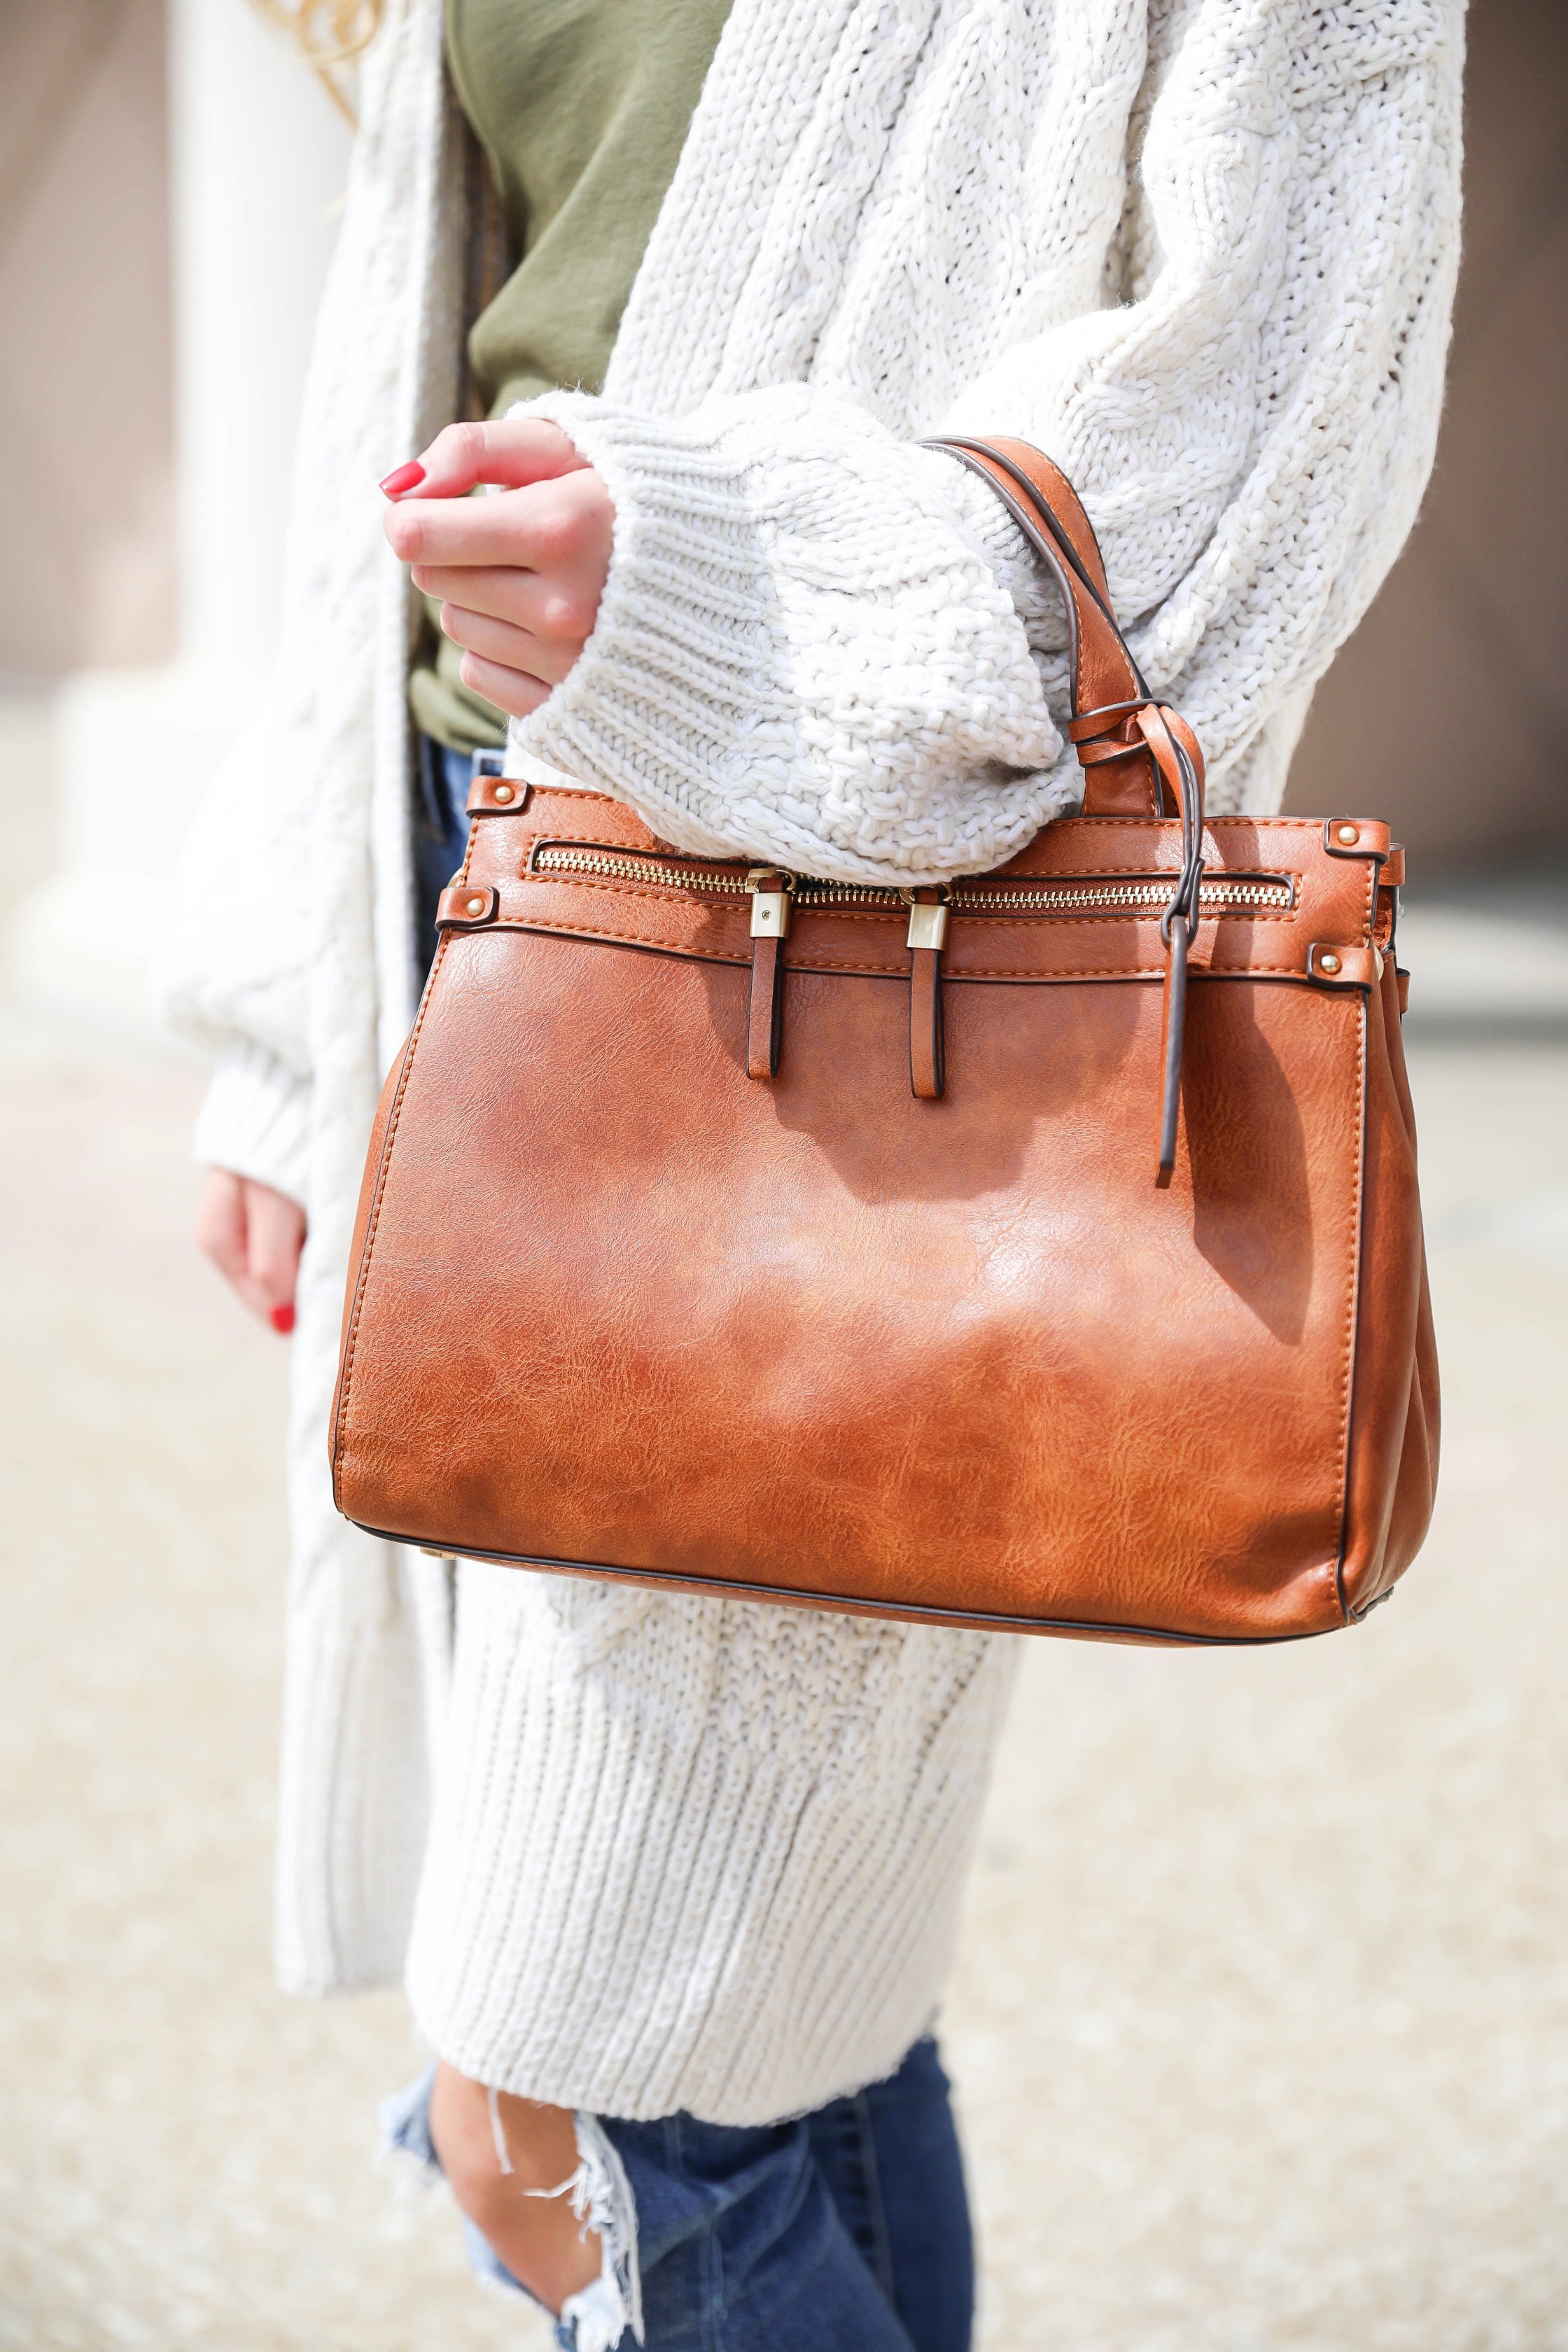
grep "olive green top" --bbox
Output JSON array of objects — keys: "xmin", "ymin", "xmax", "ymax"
[{"xmin": 411, "ymin": 0, "xmax": 732, "ymax": 755}]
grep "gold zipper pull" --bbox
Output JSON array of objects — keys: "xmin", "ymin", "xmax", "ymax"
[
  {"xmin": 902, "ymin": 887, "xmax": 951, "ymax": 1100},
  {"xmin": 748, "ymin": 867, "xmax": 795, "ymax": 939},
  {"xmin": 904, "ymin": 896, "xmax": 951, "ymax": 953},
  {"xmin": 746, "ymin": 869, "xmax": 796, "ymax": 1077}
]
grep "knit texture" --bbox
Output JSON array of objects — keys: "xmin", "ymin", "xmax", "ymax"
[
  {"xmin": 192, "ymin": 1037, "xmax": 312, "ymax": 1203},
  {"xmin": 160, "ymin": 0, "xmax": 1463, "ymax": 2115},
  {"xmin": 405, "ymin": 1569, "xmax": 1018, "ymax": 2122}
]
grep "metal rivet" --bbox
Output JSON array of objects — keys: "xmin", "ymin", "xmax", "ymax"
[
  {"xmin": 1336, "ymin": 824, "xmax": 1359, "ymax": 846},
  {"xmin": 465, "ymin": 896, "xmax": 484, "ymax": 916},
  {"xmin": 1320, "ymin": 952, "xmax": 1341, "ymax": 974},
  {"xmin": 493, "ymin": 782, "xmax": 514, "ymax": 804}
]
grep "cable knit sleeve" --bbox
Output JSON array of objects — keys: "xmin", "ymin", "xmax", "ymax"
[
  {"xmin": 509, "ymin": 388, "xmax": 1070, "ymax": 886},
  {"xmin": 509, "ymin": 0, "xmax": 1462, "ymax": 884}
]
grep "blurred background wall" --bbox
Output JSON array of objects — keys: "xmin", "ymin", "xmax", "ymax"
[
  {"xmin": 0, "ymin": 0, "xmax": 176, "ymax": 680},
  {"xmin": 0, "ymin": 0, "xmax": 348, "ymax": 1025},
  {"xmin": 1284, "ymin": 1, "xmax": 1568, "ymax": 864},
  {"xmin": 0, "ymin": 0, "xmax": 1564, "ymax": 1026}
]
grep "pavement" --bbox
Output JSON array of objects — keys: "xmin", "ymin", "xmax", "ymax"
[{"xmin": 1, "ymin": 703, "xmax": 1565, "ymax": 2349}]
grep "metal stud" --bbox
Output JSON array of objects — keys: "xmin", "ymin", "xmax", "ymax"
[
  {"xmin": 493, "ymin": 782, "xmax": 514, "ymax": 804},
  {"xmin": 1336, "ymin": 824, "xmax": 1359, "ymax": 846},
  {"xmin": 1320, "ymin": 952, "xmax": 1341, "ymax": 974},
  {"xmin": 465, "ymin": 895, "xmax": 484, "ymax": 917}
]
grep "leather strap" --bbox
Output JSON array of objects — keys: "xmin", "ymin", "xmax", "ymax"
[
  {"xmin": 746, "ymin": 869, "xmax": 791, "ymax": 1079},
  {"xmin": 748, "ymin": 933, "xmax": 785, "ymax": 1078},
  {"xmin": 910, "ymin": 951, "xmax": 944, "ymax": 1098},
  {"xmin": 906, "ymin": 888, "xmax": 948, "ymax": 1100},
  {"xmin": 1154, "ymin": 919, "xmax": 1189, "ymax": 1190},
  {"xmin": 953, "ymin": 435, "xmax": 1114, "ymax": 603},
  {"xmin": 923, "ymin": 435, "xmax": 1168, "ymax": 817},
  {"xmin": 1135, "ymin": 701, "xmax": 1206, "ymax": 1180}
]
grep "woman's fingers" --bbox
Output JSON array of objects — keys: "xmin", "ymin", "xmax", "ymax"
[
  {"xmin": 385, "ymin": 468, "xmax": 611, "ymax": 578},
  {"xmin": 382, "ymin": 416, "xmax": 587, "ymax": 501},
  {"xmin": 197, "ymin": 1170, "xmax": 307, "ymax": 1329},
  {"xmin": 454, "ymin": 650, "xmax": 556, "ymax": 721},
  {"xmin": 196, "ymin": 1168, "xmax": 249, "ymax": 1286},
  {"xmin": 412, "ymin": 561, "xmax": 588, "ymax": 638},
  {"xmin": 437, "ymin": 602, "xmax": 579, "ymax": 685},
  {"xmin": 245, "ymin": 1182, "xmax": 307, "ymax": 1312},
  {"xmin": 381, "ymin": 421, "xmax": 613, "ymax": 708}
]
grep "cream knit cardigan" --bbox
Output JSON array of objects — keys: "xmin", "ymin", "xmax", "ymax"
[{"xmin": 162, "ymin": 0, "xmax": 1462, "ymax": 2123}]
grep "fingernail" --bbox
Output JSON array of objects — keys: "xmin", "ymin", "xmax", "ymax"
[
  {"xmin": 379, "ymin": 460, "xmax": 426, "ymax": 497},
  {"xmin": 270, "ymin": 1303, "xmax": 296, "ymax": 1335}
]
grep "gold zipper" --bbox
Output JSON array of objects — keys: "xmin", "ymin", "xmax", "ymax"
[
  {"xmin": 953, "ymin": 876, "xmax": 1294, "ymax": 914},
  {"xmin": 795, "ymin": 880, "xmax": 902, "ymax": 911},
  {"xmin": 532, "ymin": 844, "xmax": 751, "ymax": 895},
  {"xmin": 531, "ymin": 844, "xmax": 1294, "ymax": 917}
]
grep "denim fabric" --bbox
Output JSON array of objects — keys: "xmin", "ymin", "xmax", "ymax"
[
  {"xmin": 602, "ymin": 2037, "xmax": 973, "ymax": 2352},
  {"xmin": 383, "ymin": 2036, "xmax": 974, "ymax": 2352},
  {"xmin": 414, "ymin": 738, "xmax": 484, "ymax": 980},
  {"xmin": 802, "ymin": 2040, "xmax": 974, "ymax": 2351}
]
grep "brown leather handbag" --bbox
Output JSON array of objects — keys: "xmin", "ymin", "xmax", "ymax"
[{"xmin": 331, "ymin": 440, "xmax": 1438, "ymax": 1644}]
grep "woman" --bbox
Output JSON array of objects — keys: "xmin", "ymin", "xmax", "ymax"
[{"xmin": 166, "ymin": 2, "xmax": 1464, "ymax": 2344}]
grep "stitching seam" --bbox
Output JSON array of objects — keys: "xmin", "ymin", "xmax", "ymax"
[
  {"xmin": 1331, "ymin": 996, "xmax": 1369, "ymax": 1623},
  {"xmin": 331, "ymin": 942, "xmax": 447, "ymax": 1489},
  {"xmin": 439, "ymin": 916, "xmax": 1371, "ymax": 984}
]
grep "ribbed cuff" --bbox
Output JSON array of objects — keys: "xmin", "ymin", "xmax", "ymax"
[{"xmin": 192, "ymin": 1035, "xmax": 311, "ymax": 1207}]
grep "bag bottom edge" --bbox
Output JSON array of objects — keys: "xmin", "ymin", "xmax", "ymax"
[{"xmin": 348, "ymin": 1520, "xmax": 1350, "ymax": 1647}]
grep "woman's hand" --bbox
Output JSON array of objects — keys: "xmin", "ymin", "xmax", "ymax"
[
  {"xmin": 197, "ymin": 1170, "xmax": 307, "ymax": 1334},
  {"xmin": 381, "ymin": 419, "xmax": 613, "ymax": 720}
]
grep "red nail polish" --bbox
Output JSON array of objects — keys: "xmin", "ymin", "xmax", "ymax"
[
  {"xmin": 270, "ymin": 1303, "xmax": 296, "ymax": 1335},
  {"xmin": 379, "ymin": 460, "xmax": 426, "ymax": 497}
]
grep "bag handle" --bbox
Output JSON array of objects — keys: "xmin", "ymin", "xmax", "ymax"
[
  {"xmin": 937, "ymin": 435, "xmax": 1117, "ymax": 607},
  {"xmin": 925, "ymin": 434, "xmax": 1179, "ymax": 820},
  {"xmin": 923, "ymin": 435, "xmax": 1205, "ymax": 1179}
]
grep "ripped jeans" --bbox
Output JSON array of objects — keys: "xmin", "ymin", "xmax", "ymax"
[{"xmin": 383, "ymin": 2035, "xmax": 974, "ymax": 2352}]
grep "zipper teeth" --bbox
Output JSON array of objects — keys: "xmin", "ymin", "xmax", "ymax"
[
  {"xmin": 953, "ymin": 877, "xmax": 1294, "ymax": 913},
  {"xmin": 533, "ymin": 846, "xmax": 1292, "ymax": 916},
  {"xmin": 797, "ymin": 881, "xmax": 899, "ymax": 909},
  {"xmin": 534, "ymin": 846, "xmax": 750, "ymax": 894},
  {"xmin": 803, "ymin": 878, "xmax": 1295, "ymax": 914}
]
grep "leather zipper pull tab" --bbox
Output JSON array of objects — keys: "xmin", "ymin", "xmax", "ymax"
[
  {"xmin": 1154, "ymin": 909, "xmax": 1189, "ymax": 1186},
  {"xmin": 1140, "ymin": 701, "xmax": 1204, "ymax": 1188},
  {"xmin": 904, "ymin": 888, "xmax": 951, "ymax": 1100},
  {"xmin": 746, "ymin": 869, "xmax": 794, "ymax": 1079}
]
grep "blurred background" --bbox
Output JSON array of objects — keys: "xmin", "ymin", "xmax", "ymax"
[{"xmin": 1, "ymin": 5, "xmax": 1564, "ymax": 2348}]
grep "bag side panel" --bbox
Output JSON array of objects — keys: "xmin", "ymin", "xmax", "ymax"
[{"xmin": 1338, "ymin": 958, "xmax": 1439, "ymax": 1611}]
